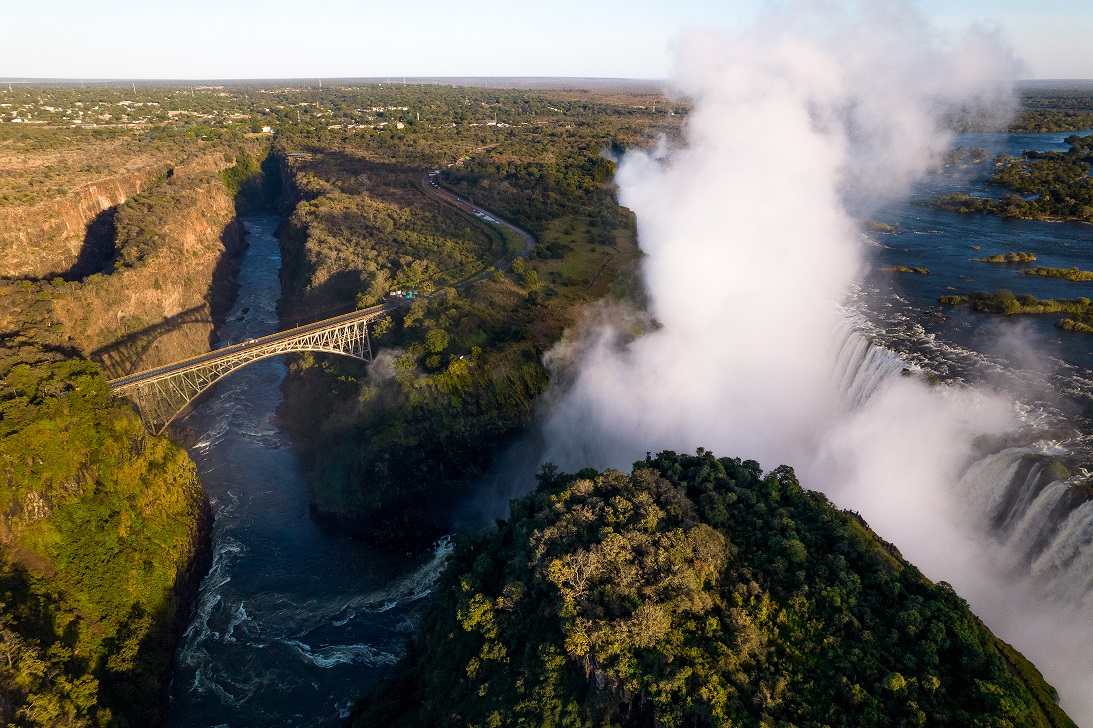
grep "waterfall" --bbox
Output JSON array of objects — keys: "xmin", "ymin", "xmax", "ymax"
[
  {"xmin": 834, "ymin": 326, "xmax": 1093, "ymax": 607},
  {"xmin": 957, "ymin": 448, "xmax": 1028, "ymax": 529},
  {"xmin": 829, "ymin": 323, "xmax": 907, "ymax": 410},
  {"xmin": 1005, "ymin": 480, "xmax": 1075, "ymax": 566},
  {"xmin": 1029, "ymin": 501, "xmax": 1093, "ymax": 605}
]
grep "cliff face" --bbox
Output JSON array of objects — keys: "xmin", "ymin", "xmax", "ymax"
[
  {"xmin": 53, "ymin": 169, "xmax": 244, "ymax": 376},
  {"xmin": 0, "ymin": 140, "xmax": 230, "ymax": 281},
  {"xmin": 0, "ymin": 170, "xmax": 154, "ymax": 279},
  {"xmin": 0, "ymin": 161, "xmax": 245, "ymax": 378}
]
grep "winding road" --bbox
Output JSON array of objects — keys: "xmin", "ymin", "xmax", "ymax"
[{"xmin": 423, "ymin": 170, "xmax": 537, "ymax": 264}]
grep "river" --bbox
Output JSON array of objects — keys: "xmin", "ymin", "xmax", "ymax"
[
  {"xmin": 167, "ymin": 212, "xmax": 450, "ymax": 727},
  {"xmin": 861, "ymin": 130, "xmax": 1093, "ymax": 365}
]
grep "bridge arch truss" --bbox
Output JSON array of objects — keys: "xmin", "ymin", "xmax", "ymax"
[{"xmin": 110, "ymin": 310, "xmax": 386, "ymax": 435}]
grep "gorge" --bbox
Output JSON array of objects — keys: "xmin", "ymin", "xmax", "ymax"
[{"xmin": 4, "ymin": 66, "xmax": 1093, "ymax": 726}]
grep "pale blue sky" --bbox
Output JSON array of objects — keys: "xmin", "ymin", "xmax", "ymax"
[{"xmin": 2, "ymin": 0, "xmax": 1091, "ymax": 80}]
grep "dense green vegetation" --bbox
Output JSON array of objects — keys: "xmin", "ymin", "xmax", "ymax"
[
  {"xmin": 1010, "ymin": 110, "xmax": 1093, "ymax": 134},
  {"xmin": 273, "ymin": 87, "xmax": 659, "ymax": 547},
  {"xmin": 276, "ymin": 150, "xmax": 499, "ymax": 313},
  {"xmin": 1020, "ymin": 266, "xmax": 1093, "ymax": 282},
  {"xmin": 974, "ymin": 252, "xmax": 1037, "ymax": 264},
  {"xmin": 441, "ymin": 142, "xmax": 621, "ymax": 241},
  {"xmin": 285, "ymin": 275, "xmax": 566, "ymax": 544},
  {"xmin": 929, "ymin": 134, "xmax": 1093, "ymax": 222},
  {"xmin": 354, "ymin": 451, "xmax": 1074, "ymax": 727},
  {"xmin": 883, "ymin": 266, "xmax": 929, "ymax": 275},
  {"xmin": 939, "ymin": 290, "xmax": 1093, "ymax": 331},
  {"xmin": 0, "ymin": 345, "xmax": 209, "ymax": 726},
  {"xmin": 1007, "ymin": 87, "xmax": 1093, "ymax": 133}
]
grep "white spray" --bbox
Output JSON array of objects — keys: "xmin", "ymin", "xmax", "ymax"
[{"xmin": 536, "ymin": 2, "xmax": 1093, "ymax": 723}]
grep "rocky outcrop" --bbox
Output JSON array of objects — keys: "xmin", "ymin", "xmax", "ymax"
[{"xmin": 0, "ymin": 149, "xmax": 235, "ymax": 282}]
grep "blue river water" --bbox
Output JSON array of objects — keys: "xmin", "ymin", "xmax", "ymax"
[
  {"xmin": 167, "ymin": 212, "xmax": 451, "ymax": 727},
  {"xmin": 861, "ymin": 130, "xmax": 1093, "ymax": 408}
]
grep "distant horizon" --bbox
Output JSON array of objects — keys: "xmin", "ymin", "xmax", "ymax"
[
  {"xmin": 3, "ymin": 76, "xmax": 1093, "ymax": 91},
  {"xmin": 0, "ymin": 76, "xmax": 661, "ymax": 82}
]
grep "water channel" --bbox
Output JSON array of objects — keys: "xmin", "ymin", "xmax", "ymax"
[{"xmin": 167, "ymin": 212, "xmax": 450, "ymax": 727}]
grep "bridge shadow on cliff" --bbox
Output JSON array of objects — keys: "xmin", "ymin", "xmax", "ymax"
[
  {"xmin": 91, "ymin": 211, "xmax": 246, "ymax": 378},
  {"xmin": 58, "ymin": 206, "xmax": 120, "ymax": 282},
  {"xmin": 90, "ymin": 305, "xmax": 213, "ymax": 376},
  {"xmin": 280, "ymin": 270, "xmax": 364, "ymax": 326}
]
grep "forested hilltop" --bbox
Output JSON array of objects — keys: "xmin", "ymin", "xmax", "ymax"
[{"xmin": 354, "ymin": 451, "xmax": 1075, "ymax": 728}]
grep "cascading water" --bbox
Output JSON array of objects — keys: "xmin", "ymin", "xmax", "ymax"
[
  {"xmin": 828, "ymin": 319, "xmax": 908, "ymax": 410},
  {"xmin": 830, "ymin": 323, "xmax": 1093, "ymax": 610},
  {"xmin": 1030, "ymin": 501, "xmax": 1093, "ymax": 605}
]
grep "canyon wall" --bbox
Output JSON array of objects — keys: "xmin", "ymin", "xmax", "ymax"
[
  {"xmin": 0, "ymin": 140, "xmax": 232, "ymax": 281},
  {"xmin": 1, "ymin": 157, "xmax": 245, "ymax": 377}
]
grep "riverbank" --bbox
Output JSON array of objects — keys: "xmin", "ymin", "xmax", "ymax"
[{"xmin": 270, "ymin": 129, "xmax": 643, "ymax": 550}]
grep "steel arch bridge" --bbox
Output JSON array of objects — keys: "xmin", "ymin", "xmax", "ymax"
[{"xmin": 109, "ymin": 304, "xmax": 393, "ymax": 434}]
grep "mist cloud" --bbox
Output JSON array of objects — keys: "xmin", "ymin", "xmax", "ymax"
[{"xmin": 535, "ymin": 1, "xmax": 1092, "ymax": 722}]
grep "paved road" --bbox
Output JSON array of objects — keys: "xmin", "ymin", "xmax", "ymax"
[{"xmin": 422, "ymin": 171, "xmax": 536, "ymax": 263}]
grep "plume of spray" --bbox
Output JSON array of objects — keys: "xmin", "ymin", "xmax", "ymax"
[{"xmin": 534, "ymin": 1, "xmax": 1093, "ymax": 723}]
